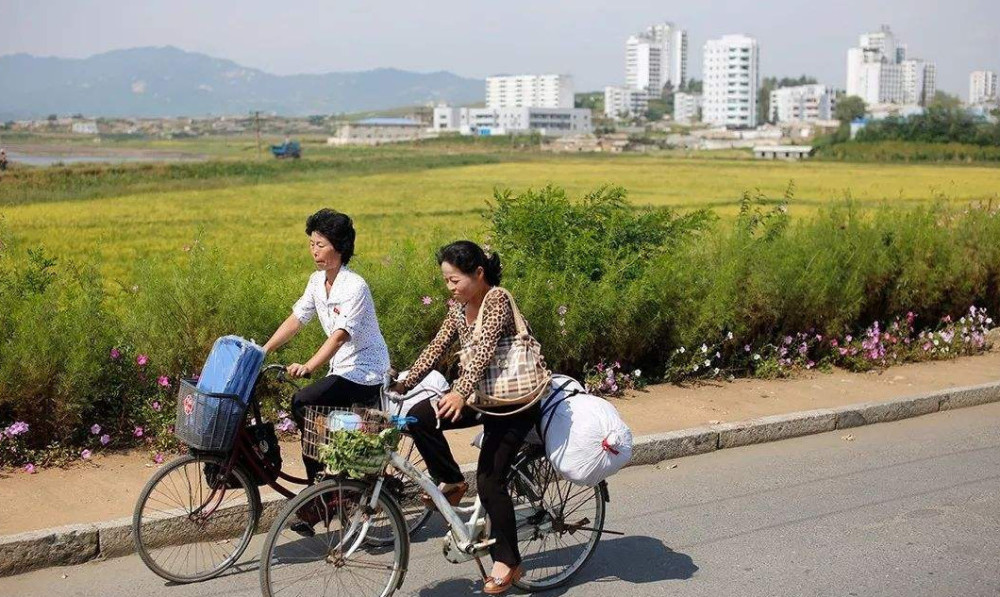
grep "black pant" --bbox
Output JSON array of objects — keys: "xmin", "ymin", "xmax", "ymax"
[
  {"xmin": 406, "ymin": 399, "xmax": 540, "ymax": 567},
  {"xmin": 291, "ymin": 374, "xmax": 381, "ymax": 483}
]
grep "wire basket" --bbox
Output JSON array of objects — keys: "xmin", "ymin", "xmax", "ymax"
[
  {"xmin": 174, "ymin": 379, "xmax": 247, "ymax": 452},
  {"xmin": 303, "ymin": 407, "xmax": 404, "ymax": 478}
]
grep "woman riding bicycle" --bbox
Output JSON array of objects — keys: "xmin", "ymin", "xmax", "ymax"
[
  {"xmin": 263, "ymin": 208, "xmax": 390, "ymax": 484},
  {"xmin": 392, "ymin": 240, "xmax": 543, "ymax": 595}
]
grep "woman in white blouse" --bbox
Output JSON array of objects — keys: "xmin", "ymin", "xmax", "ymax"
[{"xmin": 263, "ymin": 209, "xmax": 390, "ymax": 484}]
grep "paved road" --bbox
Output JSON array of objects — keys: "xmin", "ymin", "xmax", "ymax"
[{"xmin": 4, "ymin": 402, "xmax": 1000, "ymax": 597}]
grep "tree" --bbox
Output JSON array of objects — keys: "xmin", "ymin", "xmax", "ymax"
[
  {"xmin": 928, "ymin": 90, "xmax": 962, "ymax": 110},
  {"xmin": 681, "ymin": 79, "xmax": 702, "ymax": 93},
  {"xmin": 47, "ymin": 114, "xmax": 58, "ymax": 122},
  {"xmin": 834, "ymin": 95, "xmax": 867, "ymax": 124}
]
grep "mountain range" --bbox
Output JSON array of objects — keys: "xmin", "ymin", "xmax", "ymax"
[{"xmin": 0, "ymin": 46, "xmax": 485, "ymax": 119}]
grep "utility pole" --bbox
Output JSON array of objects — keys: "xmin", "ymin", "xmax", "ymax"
[{"xmin": 254, "ymin": 111, "xmax": 262, "ymax": 159}]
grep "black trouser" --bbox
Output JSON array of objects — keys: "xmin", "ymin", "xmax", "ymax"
[
  {"xmin": 406, "ymin": 399, "xmax": 540, "ymax": 567},
  {"xmin": 291, "ymin": 374, "xmax": 381, "ymax": 483}
]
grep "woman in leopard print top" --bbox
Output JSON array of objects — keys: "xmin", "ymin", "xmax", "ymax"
[{"xmin": 394, "ymin": 240, "xmax": 540, "ymax": 594}]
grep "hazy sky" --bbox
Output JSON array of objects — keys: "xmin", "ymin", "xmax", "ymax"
[{"xmin": 4, "ymin": 0, "xmax": 999, "ymax": 99}]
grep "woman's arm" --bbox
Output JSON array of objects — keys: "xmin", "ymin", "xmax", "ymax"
[
  {"xmin": 399, "ymin": 312, "xmax": 459, "ymax": 392},
  {"xmin": 262, "ymin": 314, "xmax": 303, "ymax": 354},
  {"xmin": 289, "ymin": 329, "xmax": 350, "ymax": 378}
]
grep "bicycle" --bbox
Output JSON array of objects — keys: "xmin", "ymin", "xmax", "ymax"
[
  {"xmin": 258, "ymin": 387, "xmax": 613, "ymax": 596},
  {"xmin": 132, "ymin": 364, "xmax": 431, "ymax": 583}
]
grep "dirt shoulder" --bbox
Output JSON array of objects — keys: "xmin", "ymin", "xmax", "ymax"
[{"xmin": 2, "ymin": 351, "xmax": 999, "ymax": 536}]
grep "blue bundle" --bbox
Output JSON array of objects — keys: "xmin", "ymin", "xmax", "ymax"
[{"xmin": 196, "ymin": 335, "xmax": 266, "ymax": 404}]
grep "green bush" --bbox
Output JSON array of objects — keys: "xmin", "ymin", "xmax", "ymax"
[{"xmin": 2, "ymin": 185, "xmax": 999, "ymax": 466}]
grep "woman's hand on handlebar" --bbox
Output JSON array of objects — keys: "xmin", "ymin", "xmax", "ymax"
[
  {"xmin": 436, "ymin": 391, "xmax": 466, "ymax": 423},
  {"xmin": 286, "ymin": 363, "xmax": 312, "ymax": 379}
]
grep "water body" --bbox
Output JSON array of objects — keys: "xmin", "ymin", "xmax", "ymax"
[{"xmin": 5, "ymin": 152, "xmax": 204, "ymax": 167}]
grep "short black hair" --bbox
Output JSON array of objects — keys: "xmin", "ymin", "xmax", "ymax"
[
  {"xmin": 437, "ymin": 240, "xmax": 502, "ymax": 286},
  {"xmin": 305, "ymin": 209, "xmax": 356, "ymax": 265}
]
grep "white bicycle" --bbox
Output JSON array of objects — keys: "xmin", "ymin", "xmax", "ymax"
[{"xmin": 258, "ymin": 388, "xmax": 611, "ymax": 596}]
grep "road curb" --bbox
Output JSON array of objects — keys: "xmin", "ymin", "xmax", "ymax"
[{"xmin": 3, "ymin": 379, "xmax": 1000, "ymax": 577}]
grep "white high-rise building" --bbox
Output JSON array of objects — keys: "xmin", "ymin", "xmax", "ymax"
[
  {"xmin": 770, "ymin": 85, "xmax": 837, "ymax": 123},
  {"xmin": 604, "ymin": 86, "xmax": 649, "ymax": 119},
  {"xmin": 625, "ymin": 22, "xmax": 688, "ymax": 96},
  {"xmin": 485, "ymin": 75, "xmax": 574, "ymax": 109},
  {"xmin": 846, "ymin": 26, "xmax": 936, "ymax": 107},
  {"xmin": 673, "ymin": 92, "xmax": 702, "ymax": 123},
  {"xmin": 970, "ymin": 71, "xmax": 999, "ymax": 105},
  {"xmin": 702, "ymin": 34, "xmax": 760, "ymax": 128}
]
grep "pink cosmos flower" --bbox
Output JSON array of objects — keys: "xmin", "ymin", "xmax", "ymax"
[
  {"xmin": 90, "ymin": 424, "xmax": 101, "ymax": 435},
  {"xmin": 24, "ymin": 463, "xmax": 36, "ymax": 474},
  {"xmin": 136, "ymin": 354, "xmax": 149, "ymax": 366},
  {"xmin": 153, "ymin": 453, "xmax": 164, "ymax": 464},
  {"xmin": 81, "ymin": 449, "xmax": 92, "ymax": 460},
  {"xmin": 100, "ymin": 434, "xmax": 111, "ymax": 446},
  {"xmin": 157, "ymin": 376, "xmax": 170, "ymax": 388},
  {"xmin": 421, "ymin": 296, "xmax": 433, "ymax": 305},
  {"xmin": 110, "ymin": 348, "xmax": 121, "ymax": 360},
  {"xmin": 831, "ymin": 339, "xmax": 839, "ymax": 348},
  {"xmin": 133, "ymin": 426, "xmax": 144, "ymax": 438}
]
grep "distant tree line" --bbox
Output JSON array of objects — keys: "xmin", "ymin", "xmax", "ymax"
[{"xmin": 854, "ymin": 106, "xmax": 1000, "ymax": 146}]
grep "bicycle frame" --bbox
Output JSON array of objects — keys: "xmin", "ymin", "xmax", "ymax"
[{"xmin": 385, "ymin": 450, "xmax": 487, "ymax": 554}]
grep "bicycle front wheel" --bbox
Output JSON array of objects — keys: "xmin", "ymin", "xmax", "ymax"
[
  {"xmin": 260, "ymin": 478, "xmax": 409, "ymax": 597},
  {"xmin": 132, "ymin": 452, "xmax": 261, "ymax": 583},
  {"xmin": 509, "ymin": 454, "xmax": 606, "ymax": 592}
]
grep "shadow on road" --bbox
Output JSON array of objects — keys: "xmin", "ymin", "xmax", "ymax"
[{"xmin": 412, "ymin": 535, "xmax": 696, "ymax": 596}]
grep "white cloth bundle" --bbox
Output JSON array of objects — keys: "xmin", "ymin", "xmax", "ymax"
[{"xmin": 537, "ymin": 375, "xmax": 633, "ymax": 487}]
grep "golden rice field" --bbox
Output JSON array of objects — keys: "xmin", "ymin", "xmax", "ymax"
[{"xmin": 4, "ymin": 154, "xmax": 1000, "ymax": 283}]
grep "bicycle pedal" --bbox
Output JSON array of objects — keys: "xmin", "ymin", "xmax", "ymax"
[{"xmin": 470, "ymin": 538, "xmax": 497, "ymax": 551}]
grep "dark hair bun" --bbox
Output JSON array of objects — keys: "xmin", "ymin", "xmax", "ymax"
[{"xmin": 437, "ymin": 240, "xmax": 502, "ymax": 286}]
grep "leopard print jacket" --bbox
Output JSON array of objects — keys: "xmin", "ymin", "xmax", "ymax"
[{"xmin": 401, "ymin": 288, "xmax": 517, "ymax": 399}]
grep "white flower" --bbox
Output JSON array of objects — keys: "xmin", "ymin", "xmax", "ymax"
[
  {"xmin": 988, "ymin": 318, "xmax": 994, "ymax": 325},
  {"xmin": 692, "ymin": 364, "xmax": 699, "ymax": 372},
  {"xmin": 679, "ymin": 347, "xmax": 686, "ymax": 354},
  {"xmin": 933, "ymin": 339, "xmax": 940, "ymax": 346},
  {"xmin": 633, "ymin": 369, "xmax": 642, "ymax": 377},
  {"xmin": 715, "ymin": 352, "xmax": 721, "ymax": 359},
  {"xmin": 753, "ymin": 354, "xmax": 761, "ymax": 361},
  {"xmin": 704, "ymin": 359, "xmax": 711, "ymax": 367},
  {"xmin": 726, "ymin": 331, "xmax": 734, "ymax": 340},
  {"xmin": 713, "ymin": 368, "xmax": 720, "ymax": 376},
  {"xmin": 700, "ymin": 344, "xmax": 708, "ymax": 353}
]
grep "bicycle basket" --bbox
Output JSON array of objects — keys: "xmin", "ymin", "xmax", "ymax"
[
  {"xmin": 303, "ymin": 407, "xmax": 403, "ymax": 479},
  {"xmin": 175, "ymin": 378, "xmax": 247, "ymax": 452}
]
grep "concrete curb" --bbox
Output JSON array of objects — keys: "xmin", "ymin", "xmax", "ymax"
[{"xmin": 3, "ymin": 380, "xmax": 1000, "ymax": 577}]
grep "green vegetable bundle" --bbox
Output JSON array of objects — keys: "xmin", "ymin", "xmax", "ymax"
[{"xmin": 317, "ymin": 427, "xmax": 402, "ymax": 479}]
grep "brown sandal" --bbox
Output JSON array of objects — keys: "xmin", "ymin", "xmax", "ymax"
[
  {"xmin": 420, "ymin": 481, "xmax": 468, "ymax": 510},
  {"xmin": 484, "ymin": 564, "xmax": 524, "ymax": 595}
]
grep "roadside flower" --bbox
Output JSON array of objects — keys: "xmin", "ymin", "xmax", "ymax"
[
  {"xmin": 110, "ymin": 348, "xmax": 121, "ymax": 360},
  {"xmin": 421, "ymin": 296, "xmax": 433, "ymax": 306},
  {"xmin": 557, "ymin": 305, "xmax": 568, "ymax": 316},
  {"xmin": 133, "ymin": 426, "xmax": 144, "ymax": 438},
  {"xmin": 24, "ymin": 463, "xmax": 36, "ymax": 474},
  {"xmin": 4, "ymin": 421, "xmax": 29, "ymax": 437},
  {"xmin": 704, "ymin": 359, "xmax": 711, "ymax": 367},
  {"xmin": 783, "ymin": 336, "xmax": 792, "ymax": 345},
  {"xmin": 136, "ymin": 354, "xmax": 149, "ymax": 367},
  {"xmin": 700, "ymin": 344, "xmax": 708, "ymax": 354},
  {"xmin": 90, "ymin": 424, "xmax": 101, "ymax": 435},
  {"xmin": 157, "ymin": 376, "xmax": 170, "ymax": 388},
  {"xmin": 726, "ymin": 331, "xmax": 734, "ymax": 340},
  {"xmin": 831, "ymin": 339, "xmax": 839, "ymax": 348},
  {"xmin": 153, "ymin": 453, "xmax": 164, "ymax": 464},
  {"xmin": 633, "ymin": 369, "xmax": 642, "ymax": 377},
  {"xmin": 753, "ymin": 354, "xmax": 761, "ymax": 361},
  {"xmin": 81, "ymin": 449, "xmax": 92, "ymax": 460},
  {"xmin": 100, "ymin": 434, "xmax": 111, "ymax": 446},
  {"xmin": 151, "ymin": 401, "xmax": 161, "ymax": 412}
]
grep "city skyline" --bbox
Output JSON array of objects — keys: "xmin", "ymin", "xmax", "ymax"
[{"xmin": 3, "ymin": 0, "xmax": 998, "ymax": 100}]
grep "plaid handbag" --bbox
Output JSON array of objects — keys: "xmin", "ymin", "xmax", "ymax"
[{"xmin": 459, "ymin": 287, "xmax": 552, "ymax": 416}]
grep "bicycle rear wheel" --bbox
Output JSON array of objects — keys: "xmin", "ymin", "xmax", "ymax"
[
  {"xmin": 260, "ymin": 478, "xmax": 408, "ymax": 597},
  {"xmin": 508, "ymin": 452, "xmax": 606, "ymax": 591},
  {"xmin": 132, "ymin": 452, "xmax": 261, "ymax": 583}
]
